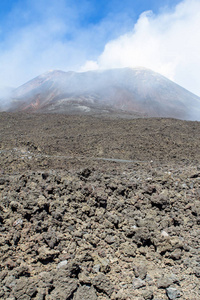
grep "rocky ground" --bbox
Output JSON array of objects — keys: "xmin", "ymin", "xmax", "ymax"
[{"xmin": 0, "ymin": 112, "xmax": 200, "ymax": 300}]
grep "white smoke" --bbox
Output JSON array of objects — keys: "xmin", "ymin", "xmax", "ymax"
[
  {"xmin": 0, "ymin": 0, "xmax": 200, "ymax": 100},
  {"xmin": 0, "ymin": 87, "xmax": 14, "ymax": 110},
  {"xmin": 81, "ymin": 0, "xmax": 200, "ymax": 96},
  {"xmin": 0, "ymin": 0, "xmax": 135, "ymax": 93}
]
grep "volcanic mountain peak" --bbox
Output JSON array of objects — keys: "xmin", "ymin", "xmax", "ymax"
[{"xmin": 2, "ymin": 67, "xmax": 200, "ymax": 120}]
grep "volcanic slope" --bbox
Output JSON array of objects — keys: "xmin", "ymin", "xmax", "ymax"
[
  {"xmin": 4, "ymin": 67, "xmax": 200, "ymax": 120},
  {"xmin": 0, "ymin": 113, "xmax": 200, "ymax": 300}
]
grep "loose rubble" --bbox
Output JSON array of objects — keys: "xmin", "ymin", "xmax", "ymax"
[
  {"xmin": 0, "ymin": 113, "xmax": 200, "ymax": 299},
  {"xmin": 1, "ymin": 161, "xmax": 200, "ymax": 299}
]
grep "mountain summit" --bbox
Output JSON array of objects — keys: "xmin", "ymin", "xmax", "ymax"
[{"xmin": 3, "ymin": 68, "xmax": 200, "ymax": 120}]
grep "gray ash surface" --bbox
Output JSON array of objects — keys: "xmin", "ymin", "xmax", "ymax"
[{"xmin": 0, "ymin": 113, "xmax": 200, "ymax": 300}]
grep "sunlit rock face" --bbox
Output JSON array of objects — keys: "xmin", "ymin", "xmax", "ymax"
[{"xmin": 3, "ymin": 67, "xmax": 200, "ymax": 120}]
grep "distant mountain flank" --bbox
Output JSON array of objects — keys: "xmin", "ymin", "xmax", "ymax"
[{"xmin": 2, "ymin": 67, "xmax": 200, "ymax": 120}]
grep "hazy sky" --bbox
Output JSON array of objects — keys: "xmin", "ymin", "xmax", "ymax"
[{"xmin": 0, "ymin": 0, "xmax": 200, "ymax": 96}]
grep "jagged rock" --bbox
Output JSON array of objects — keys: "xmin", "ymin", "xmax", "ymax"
[
  {"xmin": 142, "ymin": 289, "xmax": 154, "ymax": 300},
  {"xmin": 74, "ymin": 285, "xmax": 97, "ymax": 300},
  {"xmin": 57, "ymin": 260, "xmax": 68, "ymax": 269},
  {"xmin": 132, "ymin": 277, "xmax": 146, "ymax": 289},
  {"xmin": 157, "ymin": 275, "xmax": 179, "ymax": 289},
  {"xmin": 166, "ymin": 287, "xmax": 181, "ymax": 299},
  {"xmin": 120, "ymin": 242, "xmax": 137, "ymax": 257},
  {"xmin": 37, "ymin": 246, "xmax": 59, "ymax": 263},
  {"xmin": 133, "ymin": 263, "xmax": 147, "ymax": 280},
  {"xmin": 13, "ymin": 278, "xmax": 37, "ymax": 300},
  {"xmin": 151, "ymin": 190, "xmax": 169, "ymax": 209},
  {"xmin": 92, "ymin": 273, "xmax": 114, "ymax": 296},
  {"xmin": 92, "ymin": 254, "xmax": 110, "ymax": 273},
  {"xmin": 49, "ymin": 278, "xmax": 78, "ymax": 300}
]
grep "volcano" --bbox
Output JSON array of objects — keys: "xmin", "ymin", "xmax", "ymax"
[{"xmin": 2, "ymin": 67, "xmax": 200, "ymax": 120}]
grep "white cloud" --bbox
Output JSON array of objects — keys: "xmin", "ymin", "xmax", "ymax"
[
  {"xmin": 79, "ymin": 60, "xmax": 99, "ymax": 72},
  {"xmin": 0, "ymin": 0, "xmax": 136, "ymax": 91},
  {"xmin": 0, "ymin": 1, "xmax": 90, "ymax": 88},
  {"xmin": 0, "ymin": 0, "xmax": 200, "ymax": 99},
  {"xmin": 82, "ymin": 0, "xmax": 200, "ymax": 96}
]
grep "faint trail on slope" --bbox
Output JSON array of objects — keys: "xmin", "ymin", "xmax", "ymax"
[{"xmin": 0, "ymin": 148, "xmax": 148, "ymax": 164}]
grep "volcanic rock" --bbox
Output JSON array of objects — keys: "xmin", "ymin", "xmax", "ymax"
[
  {"xmin": 0, "ymin": 113, "xmax": 200, "ymax": 299},
  {"xmin": 2, "ymin": 68, "xmax": 200, "ymax": 120}
]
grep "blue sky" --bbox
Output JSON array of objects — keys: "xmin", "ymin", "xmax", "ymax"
[
  {"xmin": 0, "ymin": 0, "xmax": 200, "ymax": 97},
  {"xmin": 0, "ymin": 1, "xmax": 181, "ymax": 53},
  {"xmin": 0, "ymin": 1, "xmax": 181, "ymax": 33}
]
